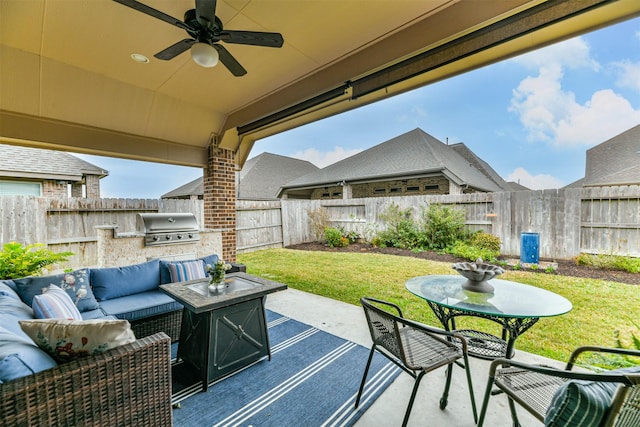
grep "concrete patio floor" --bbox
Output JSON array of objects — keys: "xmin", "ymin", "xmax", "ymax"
[{"xmin": 265, "ymin": 288, "xmax": 566, "ymax": 427}]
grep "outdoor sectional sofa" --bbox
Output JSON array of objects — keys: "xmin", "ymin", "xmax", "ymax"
[{"xmin": 0, "ymin": 253, "xmax": 220, "ymax": 426}]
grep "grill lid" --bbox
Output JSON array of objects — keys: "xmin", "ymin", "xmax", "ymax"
[{"xmin": 136, "ymin": 213, "xmax": 200, "ymax": 246}]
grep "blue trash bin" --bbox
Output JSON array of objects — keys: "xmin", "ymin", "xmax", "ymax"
[{"xmin": 520, "ymin": 232, "xmax": 539, "ymax": 264}]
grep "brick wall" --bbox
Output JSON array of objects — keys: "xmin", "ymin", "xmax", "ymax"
[
  {"xmin": 85, "ymin": 175, "xmax": 101, "ymax": 198},
  {"xmin": 42, "ymin": 180, "xmax": 68, "ymax": 197},
  {"xmin": 203, "ymin": 143, "xmax": 237, "ymax": 262},
  {"xmin": 350, "ymin": 176, "xmax": 450, "ymax": 198}
]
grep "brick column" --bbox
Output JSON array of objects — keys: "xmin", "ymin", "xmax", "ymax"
[{"xmin": 203, "ymin": 141, "xmax": 237, "ymax": 262}]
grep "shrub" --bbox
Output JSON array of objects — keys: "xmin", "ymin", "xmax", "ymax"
[
  {"xmin": 0, "ymin": 242, "xmax": 73, "ymax": 279},
  {"xmin": 470, "ymin": 232, "xmax": 501, "ymax": 253},
  {"xmin": 575, "ymin": 253, "xmax": 640, "ymax": 273},
  {"xmin": 325, "ymin": 227, "xmax": 348, "ymax": 248},
  {"xmin": 447, "ymin": 241, "xmax": 499, "ymax": 262},
  {"xmin": 419, "ymin": 204, "xmax": 468, "ymax": 250},
  {"xmin": 376, "ymin": 203, "xmax": 420, "ymax": 249}
]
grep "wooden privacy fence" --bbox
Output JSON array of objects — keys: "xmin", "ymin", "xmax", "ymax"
[{"xmin": 1, "ymin": 185, "xmax": 639, "ymax": 265}]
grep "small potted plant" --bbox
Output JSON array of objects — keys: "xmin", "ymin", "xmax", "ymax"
[{"xmin": 206, "ymin": 260, "xmax": 232, "ymax": 292}]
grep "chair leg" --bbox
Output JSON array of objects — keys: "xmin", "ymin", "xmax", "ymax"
[
  {"xmin": 462, "ymin": 355, "xmax": 478, "ymax": 423},
  {"xmin": 355, "ymin": 346, "xmax": 376, "ymax": 408},
  {"xmin": 440, "ymin": 364, "xmax": 453, "ymax": 410},
  {"xmin": 402, "ymin": 371, "xmax": 426, "ymax": 427},
  {"xmin": 477, "ymin": 373, "xmax": 496, "ymax": 426},
  {"xmin": 508, "ymin": 397, "xmax": 522, "ymax": 427}
]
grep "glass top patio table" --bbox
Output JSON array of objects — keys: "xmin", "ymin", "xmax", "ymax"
[{"xmin": 405, "ymin": 275, "xmax": 572, "ymax": 359}]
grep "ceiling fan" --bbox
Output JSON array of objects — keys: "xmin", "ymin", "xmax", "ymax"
[{"xmin": 113, "ymin": 0, "xmax": 284, "ymax": 76}]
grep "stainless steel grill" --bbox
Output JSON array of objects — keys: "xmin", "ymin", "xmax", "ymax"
[{"xmin": 136, "ymin": 213, "xmax": 200, "ymax": 246}]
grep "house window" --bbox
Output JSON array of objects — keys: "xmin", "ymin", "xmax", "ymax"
[
  {"xmin": 0, "ymin": 181, "xmax": 41, "ymax": 196},
  {"xmin": 332, "ymin": 192, "xmax": 342, "ymax": 198},
  {"xmin": 406, "ymin": 186, "xmax": 419, "ymax": 192},
  {"xmin": 374, "ymin": 188, "xmax": 386, "ymax": 194},
  {"xmin": 425, "ymin": 185, "xmax": 439, "ymax": 190},
  {"xmin": 390, "ymin": 188, "xmax": 401, "ymax": 193}
]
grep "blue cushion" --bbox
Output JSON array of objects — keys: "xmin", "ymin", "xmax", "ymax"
[
  {"xmin": 0, "ymin": 281, "xmax": 20, "ymax": 300},
  {"xmin": 98, "ymin": 291, "xmax": 182, "ymax": 321},
  {"xmin": 13, "ymin": 269, "xmax": 100, "ymax": 313},
  {"xmin": 0, "ymin": 325, "xmax": 57, "ymax": 383},
  {"xmin": 0, "ymin": 294, "xmax": 35, "ymax": 338},
  {"xmin": 90, "ymin": 259, "xmax": 160, "ymax": 301},
  {"xmin": 80, "ymin": 308, "xmax": 110, "ymax": 320},
  {"xmin": 159, "ymin": 254, "xmax": 218, "ymax": 284}
]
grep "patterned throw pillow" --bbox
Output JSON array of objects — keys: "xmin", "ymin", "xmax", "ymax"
[
  {"xmin": 167, "ymin": 260, "xmax": 206, "ymax": 283},
  {"xmin": 32, "ymin": 285, "xmax": 82, "ymax": 320},
  {"xmin": 19, "ymin": 319, "xmax": 136, "ymax": 363},
  {"xmin": 14, "ymin": 269, "xmax": 100, "ymax": 313}
]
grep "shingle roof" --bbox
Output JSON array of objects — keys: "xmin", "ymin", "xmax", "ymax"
[
  {"xmin": 161, "ymin": 153, "xmax": 318, "ymax": 199},
  {"xmin": 281, "ymin": 128, "xmax": 504, "ymax": 192},
  {"xmin": 0, "ymin": 144, "xmax": 108, "ymax": 181},
  {"xmin": 238, "ymin": 153, "xmax": 319, "ymax": 199},
  {"xmin": 583, "ymin": 124, "xmax": 640, "ymax": 186}
]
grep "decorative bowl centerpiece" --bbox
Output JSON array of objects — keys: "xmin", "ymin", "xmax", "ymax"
[{"xmin": 452, "ymin": 257, "xmax": 504, "ymax": 293}]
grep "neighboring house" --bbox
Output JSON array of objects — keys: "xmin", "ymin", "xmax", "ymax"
[
  {"xmin": 507, "ymin": 181, "xmax": 530, "ymax": 191},
  {"xmin": 278, "ymin": 128, "xmax": 512, "ymax": 200},
  {"xmin": 582, "ymin": 124, "xmax": 640, "ymax": 187},
  {"xmin": 0, "ymin": 144, "xmax": 108, "ymax": 198},
  {"xmin": 162, "ymin": 153, "xmax": 319, "ymax": 200}
]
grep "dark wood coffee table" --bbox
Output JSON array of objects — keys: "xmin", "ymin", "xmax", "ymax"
[{"xmin": 160, "ymin": 272, "xmax": 287, "ymax": 398}]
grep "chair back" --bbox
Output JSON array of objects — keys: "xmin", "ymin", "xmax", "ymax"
[
  {"xmin": 607, "ymin": 374, "xmax": 640, "ymax": 427},
  {"xmin": 360, "ymin": 297, "xmax": 405, "ymax": 362}
]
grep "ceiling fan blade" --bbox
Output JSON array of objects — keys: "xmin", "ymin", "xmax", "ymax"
[
  {"xmin": 195, "ymin": 0, "xmax": 217, "ymax": 29},
  {"xmin": 154, "ymin": 39, "xmax": 196, "ymax": 60},
  {"xmin": 113, "ymin": 0, "xmax": 192, "ymax": 32},
  {"xmin": 214, "ymin": 44, "xmax": 247, "ymax": 77},
  {"xmin": 219, "ymin": 30, "xmax": 284, "ymax": 48}
]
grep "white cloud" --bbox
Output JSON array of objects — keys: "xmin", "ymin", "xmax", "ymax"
[
  {"xmin": 291, "ymin": 146, "xmax": 363, "ymax": 168},
  {"xmin": 513, "ymin": 37, "xmax": 600, "ymax": 71},
  {"xmin": 614, "ymin": 60, "xmax": 640, "ymax": 93},
  {"xmin": 507, "ymin": 167, "xmax": 564, "ymax": 190},
  {"xmin": 510, "ymin": 37, "xmax": 640, "ymax": 147}
]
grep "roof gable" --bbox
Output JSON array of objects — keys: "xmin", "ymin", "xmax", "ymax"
[
  {"xmin": 0, "ymin": 144, "xmax": 108, "ymax": 182},
  {"xmin": 162, "ymin": 152, "xmax": 318, "ymax": 199},
  {"xmin": 584, "ymin": 124, "xmax": 640, "ymax": 186},
  {"xmin": 282, "ymin": 128, "xmax": 504, "ymax": 192}
]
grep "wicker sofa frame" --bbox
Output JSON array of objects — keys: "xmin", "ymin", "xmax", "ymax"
[
  {"xmin": 130, "ymin": 308, "xmax": 182, "ymax": 342},
  {"xmin": 0, "ymin": 332, "xmax": 172, "ymax": 427}
]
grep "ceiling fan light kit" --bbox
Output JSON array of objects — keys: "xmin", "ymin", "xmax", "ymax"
[
  {"xmin": 191, "ymin": 42, "xmax": 219, "ymax": 68},
  {"xmin": 113, "ymin": 0, "xmax": 284, "ymax": 76}
]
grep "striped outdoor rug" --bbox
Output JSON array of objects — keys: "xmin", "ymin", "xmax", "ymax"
[{"xmin": 172, "ymin": 310, "xmax": 401, "ymax": 427}]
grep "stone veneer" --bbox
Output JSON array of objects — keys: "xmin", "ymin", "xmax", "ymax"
[{"xmin": 95, "ymin": 226, "xmax": 222, "ymax": 267}]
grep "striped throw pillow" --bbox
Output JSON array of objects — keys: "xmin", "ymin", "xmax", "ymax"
[
  {"xmin": 167, "ymin": 260, "xmax": 206, "ymax": 283},
  {"xmin": 32, "ymin": 285, "xmax": 82, "ymax": 320},
  {"xmin": 545, "ymin": 379, "xmax": 617, "ymax": 427}
]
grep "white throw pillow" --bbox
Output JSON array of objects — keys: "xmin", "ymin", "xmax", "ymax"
[{"xmin": 19, "ymin": 319, "xmax": 136, "ymax": 363}]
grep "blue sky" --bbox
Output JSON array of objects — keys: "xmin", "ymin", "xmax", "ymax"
[{"xmin": 78, "ymin": 17, "xmax": 640, "ymax": 198}]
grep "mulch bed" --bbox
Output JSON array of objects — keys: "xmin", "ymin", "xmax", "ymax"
[{"xmin": 286, "ymin": 242, "xmax": 639, "ymax": 286}]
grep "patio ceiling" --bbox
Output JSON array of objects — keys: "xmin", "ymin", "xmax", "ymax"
[{"xmin": 1, "ymin": 0, "xmax": 639, "ymax": 169}]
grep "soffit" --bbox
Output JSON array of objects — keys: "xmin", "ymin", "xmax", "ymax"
[{"xmin": 1, "ymin": 0, "xmax": 639, "ymax": 168}]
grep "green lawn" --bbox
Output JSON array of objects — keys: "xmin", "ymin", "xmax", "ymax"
[{"xmin": 238, "ymin": 248, "xmax": 640, "ymax": 365}]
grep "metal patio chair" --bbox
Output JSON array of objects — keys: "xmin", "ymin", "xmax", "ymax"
[
  {"xmin": 477, "ymin": 346, "xmax": 640, "ymax": 426},
  {"xmin": 355, "ymin": 297, "xmax": 477, "ymax": 426}
]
